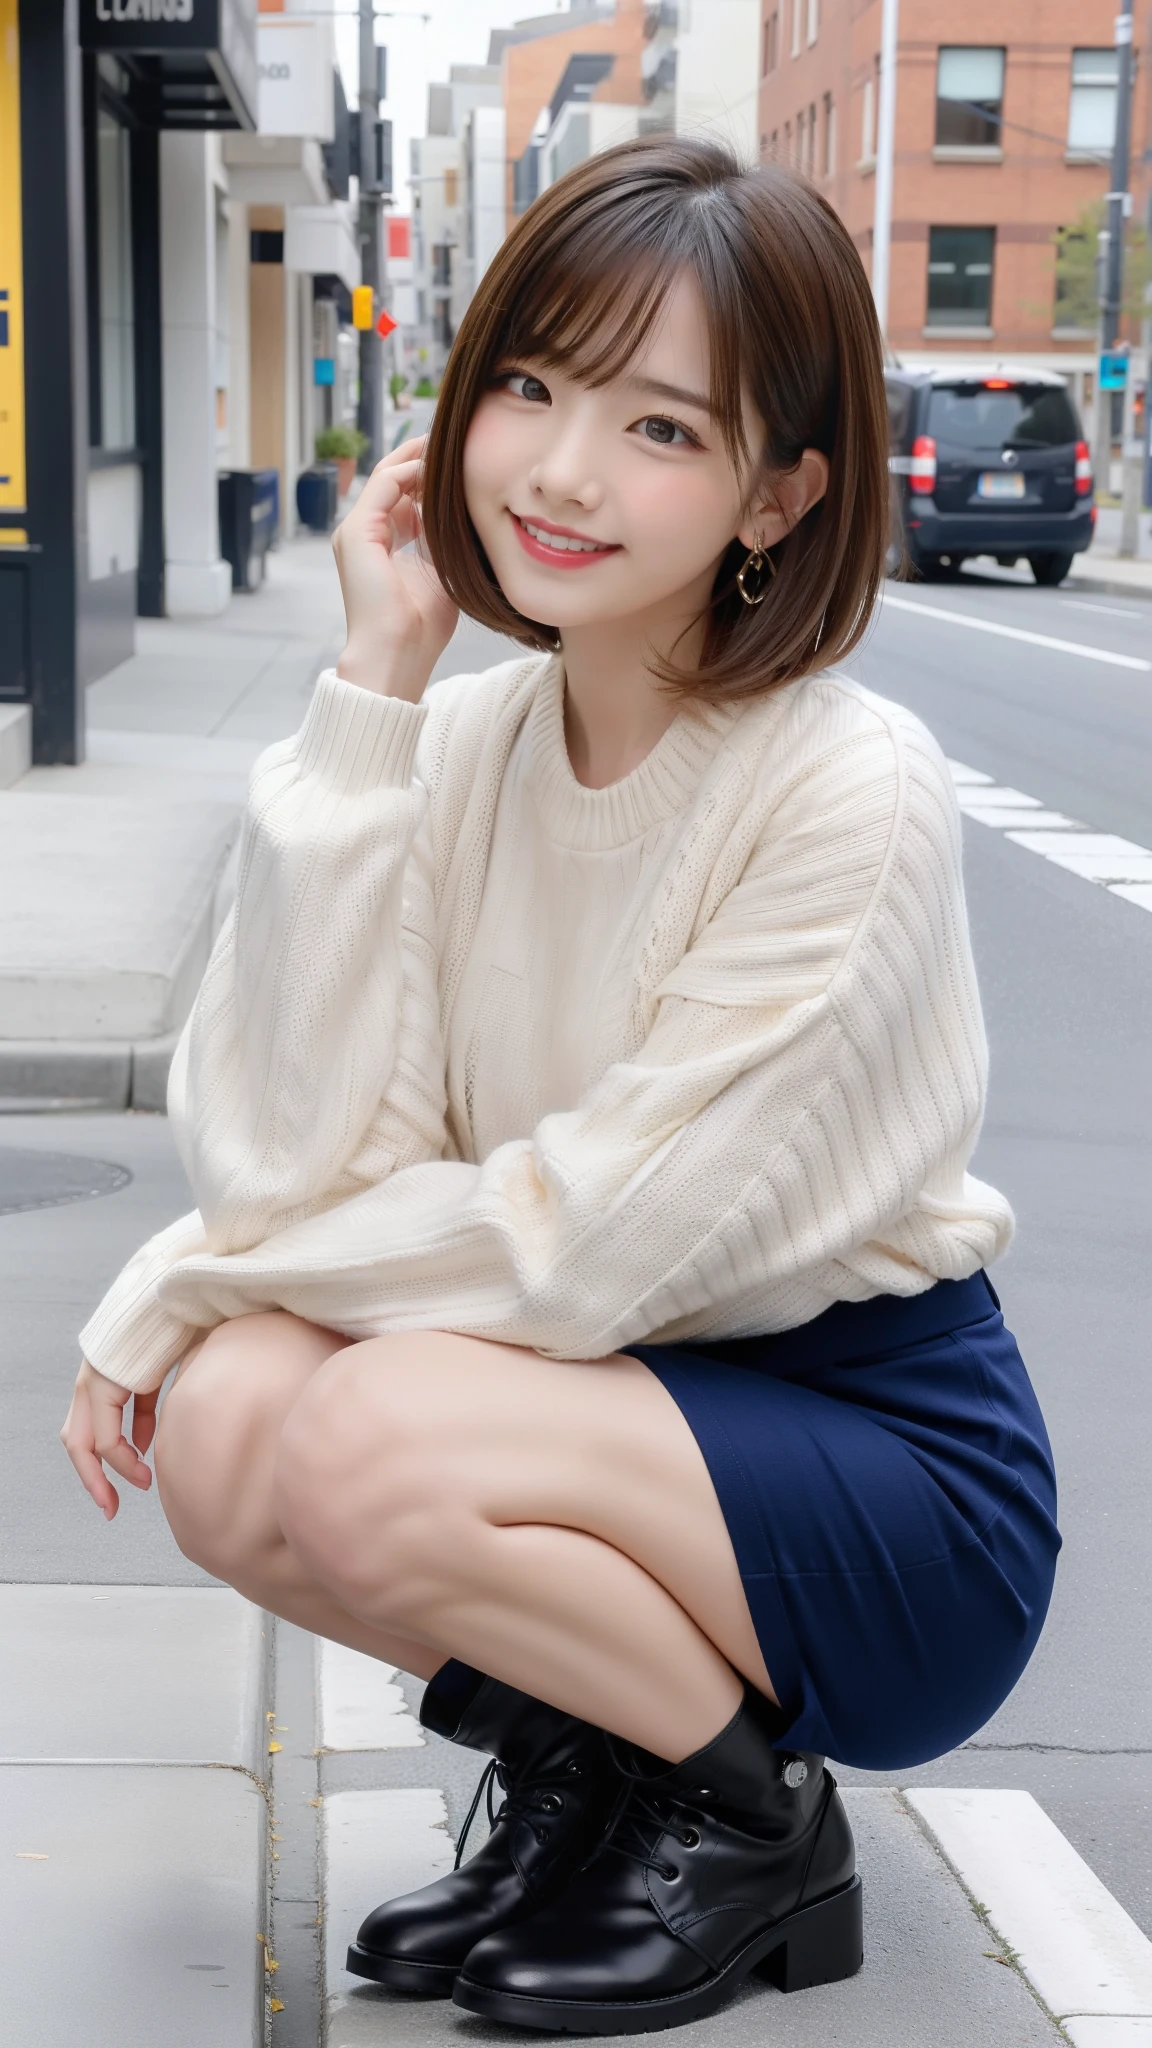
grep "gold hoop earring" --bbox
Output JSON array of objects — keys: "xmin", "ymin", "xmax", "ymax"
[{"xmin": 736, "ymin": 532, "xmax": 776, "ymax": 607}]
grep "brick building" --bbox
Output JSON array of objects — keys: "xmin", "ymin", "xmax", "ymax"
[
  {"xmin": 495, "ymin": 1, "xmax": 647, "ymax": 230},
  {"xmin": 757, "ymin": 0, "xmax": 1152, "ymax": 413}
]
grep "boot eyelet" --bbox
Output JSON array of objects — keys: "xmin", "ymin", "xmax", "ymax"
[
  {"xmin": 540, "ymin": 1794, "xmax": 563, "ymax": 1813},
  {"xmin": 565, "ymin": 1760, "xmax": 583, "ymax": 1774},
  {"xmin": 680, "ymin": 1827, "xmax": 701, "ymax": 1849},
  {"xmin": 659, "ymin": 1862, "xmax": 679, "ymax": 1882}
]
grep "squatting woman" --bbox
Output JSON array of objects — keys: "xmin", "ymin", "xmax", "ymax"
[{"xmin": 63, "ymin": 139, "xmax": 1059, "ymax": 2034}]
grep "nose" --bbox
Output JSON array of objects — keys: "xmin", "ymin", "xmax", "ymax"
[{"xmin": 526, "ymin": 402, "xmax": 605, "ymax": 516}]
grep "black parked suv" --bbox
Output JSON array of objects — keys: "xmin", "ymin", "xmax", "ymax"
[{"xmin": 885, "ymin": 367, "xmax": 1096, "ymax": 586}]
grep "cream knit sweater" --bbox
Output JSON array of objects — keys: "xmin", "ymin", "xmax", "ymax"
[{"xmin": 80, "ymin": 653, "xmax": 1013, "ymax": 1396}]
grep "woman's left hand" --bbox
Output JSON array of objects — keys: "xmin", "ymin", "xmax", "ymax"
[{"xmin": 60, "ymin": 1358, "xmax": 158, "ymax": 1520}]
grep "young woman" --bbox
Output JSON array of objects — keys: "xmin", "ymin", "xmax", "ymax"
[{"xmin": 62, "ymin": 140, "xmax": 1060, "ymax": 2035}]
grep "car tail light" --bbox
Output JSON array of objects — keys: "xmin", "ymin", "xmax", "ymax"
[
  {"xmin": 909, "ymin": 435, "xmax": 937, "ymax": 495},
  {"xmin": 984, "ymin": 378, "xmax": 1011, "ymax": 389},
  {"xmin": 1074, "ymin": 440, "xmax": 1093, "ymax": 496}
]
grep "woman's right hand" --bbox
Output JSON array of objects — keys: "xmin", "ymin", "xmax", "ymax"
[
  {"xmin": 60, "ymin": 1358, "xmax": 158, "ymax": 1520},
  {"xmin": 333, "ymin": 434, "xmax": 459, "ymax": 702}
]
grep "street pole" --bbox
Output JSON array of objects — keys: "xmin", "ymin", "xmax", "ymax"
[
  {"xmin": 871, "ymin": 0, "xmax": 899, "ymax": 343},
  {"xmin": 357, "ymin": 0, "xmax": 383, "ymax": 468},
  {"xmin": 1099, "ymin": 0, "xmax": 1135, "ymax": 538}
]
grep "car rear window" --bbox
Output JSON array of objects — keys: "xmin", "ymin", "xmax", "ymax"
[{"xmin": 926, "ymin": 384, "xmax": 1080, "ymax": 452}]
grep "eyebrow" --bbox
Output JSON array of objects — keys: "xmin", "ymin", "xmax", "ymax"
[{"xmin": 623, "ymin": 375, "xmax": 716, "ymax": 418}]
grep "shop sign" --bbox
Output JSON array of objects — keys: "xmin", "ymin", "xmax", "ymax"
[
  {"xmin": 1098, "ymin": 349, "xmax": 1129, "ymax": 392},
  {"xmin": 79, "ymin": 0, "xmax": 258, "ymax": 131},
  {"xmin": 258, "ymin": 17, "xmax": 335, "ymax": 141},
  {"xmin": 0, "ymin": 0, "xmax": 26, "ymax": 533}
]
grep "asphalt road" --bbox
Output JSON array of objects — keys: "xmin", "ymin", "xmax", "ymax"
[{"xmin": 3, "ymin": 573, "xmax": 1149, "ymax": 1946}]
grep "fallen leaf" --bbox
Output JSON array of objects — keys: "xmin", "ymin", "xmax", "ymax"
[
  {"xmin": 265, "ymin": 1958, "xmax": 279, "ymax": 1973},
  {"xmin": 270, "ymin": 1996, "xmax": 284, "ymax": 2013},
  {"xmin": 16, "ymin": 1853, "xmax": 48, "ymax": 1861},
  {"xmin": 268, "ymin": 1741, "xmax": 282, "ymax": 1753}
]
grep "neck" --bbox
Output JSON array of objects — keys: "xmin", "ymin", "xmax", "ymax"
[{"xmin": 559, "ymin": 584, "xmax": 710, "ymax": 790}]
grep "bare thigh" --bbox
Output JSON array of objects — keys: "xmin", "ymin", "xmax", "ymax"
[{"xmin": 276, "ymin": 1332, "xmax": 775, "ymax": 1697}]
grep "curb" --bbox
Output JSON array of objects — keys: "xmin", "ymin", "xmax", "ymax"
[
  {"xmin": 0, "ymin": 1588, "xmax": 274, "ymax": 2048},
  {"xmin": 0, "ymin": 1029, "xmax": 182, "ymax": 1113}
]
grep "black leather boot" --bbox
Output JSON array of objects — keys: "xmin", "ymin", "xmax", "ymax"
[
  {"xmin": 453, "ymin": 1684, "xmax": 862, "ymax": 2033},
  {"xmin": 346, "ymin": 1662, "xmax": 622, "ymax": 1996}
]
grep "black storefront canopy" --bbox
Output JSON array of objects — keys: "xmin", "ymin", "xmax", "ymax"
[{"xmin": 79, "ymin": 0, "xmax": 258, "ymax": 131}]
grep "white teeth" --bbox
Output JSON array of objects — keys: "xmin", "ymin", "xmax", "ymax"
[{"xmin": 522, "ymin": 521, "xmax": 607, "ymax": 554}]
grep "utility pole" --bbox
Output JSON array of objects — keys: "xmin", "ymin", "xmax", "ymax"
[
  {"xmin": 357, "ymin": 0, "xmax": 384, "ymax": 468},
  {"xmin": 871, "ymin": 0, "xmax": 899, "ymax": 343},
  {"xmin": 1096, "ymin": 0, "xmax": 1136, "ymax": 540}
]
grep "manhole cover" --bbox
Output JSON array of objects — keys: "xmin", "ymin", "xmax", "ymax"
[{"xmin": 0, "ymin": 1148, "xmax": 133, "ymax": 1216}]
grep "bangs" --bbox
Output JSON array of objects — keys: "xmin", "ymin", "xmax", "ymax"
[{"xmin": 492, "ymin": 208, "xmax": 751, "ymax": 469}]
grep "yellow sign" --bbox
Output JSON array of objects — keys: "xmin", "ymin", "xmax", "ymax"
[
  {"xmin": 352, "ymin": 284, "xmax": 374, "ymax": 331},
  {"xmin": 0, "ymin": 0, "xmax": 26, "ymax": 514}
]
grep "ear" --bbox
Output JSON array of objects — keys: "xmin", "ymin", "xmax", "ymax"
[{"xmin": 737, "ymin": 448, "xmax": 830, "ymax": 550}]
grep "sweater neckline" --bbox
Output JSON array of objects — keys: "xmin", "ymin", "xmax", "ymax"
[{"xmin": 526, "ymin": 655, "xmax": 740, "ymax": 851}]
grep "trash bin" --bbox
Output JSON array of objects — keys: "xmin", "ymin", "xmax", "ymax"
[
  {"xmin": 218, "ymin": 468, "xmax": 279, "ymax": 591},
  {"xmin": 296, "ymin": 463, "xmax": 339, "ymax": 535}
]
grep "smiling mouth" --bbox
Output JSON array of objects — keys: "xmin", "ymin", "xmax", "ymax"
[{"xmin": 510, "ymin": 513, "xmax": 621, "ymax": 565}]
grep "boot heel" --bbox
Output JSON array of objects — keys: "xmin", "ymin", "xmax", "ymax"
[{"xmin": 759, "ymin": 1875, "xmax": 863, "ymax": 1993}]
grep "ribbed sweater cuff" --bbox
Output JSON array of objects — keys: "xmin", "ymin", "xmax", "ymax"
[
  {"xmin": 79, "ymin": 1293, "xmax": 198, "ymax": 1396},
  {"xmin": 297, "ymin": 669, "xmax": 427, "ymax": 794}
]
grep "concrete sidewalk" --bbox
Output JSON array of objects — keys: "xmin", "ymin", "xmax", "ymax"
[
  {"xmin": 0, "ymin": 1585, "xmax": 272, "ymax": 2048},
  {"xmin": 0, "ymin": 538, "xmax": 346, "ymax": 1112}
]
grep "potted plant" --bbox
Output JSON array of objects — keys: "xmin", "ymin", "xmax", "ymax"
[{"xmin": 315, "ymin": 424, "xmax": 369, "ymax": 499}]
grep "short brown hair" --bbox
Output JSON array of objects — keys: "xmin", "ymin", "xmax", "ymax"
[{"xmin": 421, "ymin": 137, "xmax": 888, "ymax": 702}]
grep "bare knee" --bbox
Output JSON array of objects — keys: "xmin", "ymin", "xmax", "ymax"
[
  {"xmin": 273, "ymin": 1336, "xmax": 478, "ymax": 1623},
  {"xmin": 156, "ymin": 1310, "xmax": 349, "ymax": 1579}
]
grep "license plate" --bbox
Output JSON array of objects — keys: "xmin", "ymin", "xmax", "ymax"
[{"xmin": 977, "ymin": 471, "xmax": 1026, "ymax": 499}]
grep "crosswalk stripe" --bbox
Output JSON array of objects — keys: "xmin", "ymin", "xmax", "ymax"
[{"xmin": 945, "ymin": 761, "xmax": 1152, "ymax": 914}]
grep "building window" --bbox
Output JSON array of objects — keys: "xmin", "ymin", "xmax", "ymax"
[
  {"xmin": 790, "ymin": 0, "xmax": 801, "ymax": 60},
  {"xmin": 1068, "ymin": 48, "xmax": 1118, "ymax": 155},
  {"xmin": 807, "ymin": 100, "xmax": 816, "ymax": 173},
  {"xmin": 549, "ymin": 110, "xmax": 590, "ymax": 186},
  {"xmin": 784, "ymin": 118, "xmax": 792, "ymax": 162},
  {"xmin": 92, "ymin": 108, "xmax": 135, "ymax": 450},
  {"xmin": 823, "ymin": 91, "xmax": 836, "ymax": 176},
  {"xmin": 763, "ymin": 10, "xmax": 779, "ymax": 75},
  {"xmin": 806, "ymin": 0, "xmax": 819, "ymax": 46},
  {"xmin": 860, "ymin": 73, "xmax": 875, "ymax": 162},
  {"xmin": 432, "ymin": 244, "xmax": 451, "ymax": 288},
  {"xmin": 443, "ymin": 166, "xmax": 458, "ymax": 206},
  {"xmin": 926, "ymin": 225, "xmax": 995, "ymax": 327},
  {"xmin": 935, "ymin": 47, "xmax": 1005, "ymax": 150}
]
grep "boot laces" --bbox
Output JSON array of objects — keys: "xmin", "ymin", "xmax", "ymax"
[
  {"xmin": 601, "ymin": 1752, "xmax": 708, "ymax": 1884},
  {"xmin": 454, "ymin": 1754, "xmax": 585, "ymax": 1869}
]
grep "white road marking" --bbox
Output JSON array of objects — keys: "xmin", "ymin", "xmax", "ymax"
[
  {"xmin": 909, "ymin": 1789, "xmax": 1152, "ymax": 2042},
  {"xmin": 318, "ymin": 1641, "xmax": 425, "ymax": 1751},
  {"xmin": 324, "ymin": 1788, "xmax": 454, "ymax": 2033},
  {"xmin": 883, "ymin": 592, "xmax": 1152, "ymax": 671},
  {"xmin": 1004, "ymin": 833, "xmax": 1152, "ymax": 885},
  {"xmin": 947, "ymin": 761, "xmax": 1152, "ymax": 916},
  {"xmin": 1058, "ymin": 598, "xmax": 1145, "ymax": 620},
  {"xmin": 963, "ymin": 808, "xmax": 1082, "ymax": 829}
]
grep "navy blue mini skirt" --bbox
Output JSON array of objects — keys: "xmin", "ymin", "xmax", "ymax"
[{"xmin": 626, "ymin": 1273, "xmax": 1060, "ymax": 1772}]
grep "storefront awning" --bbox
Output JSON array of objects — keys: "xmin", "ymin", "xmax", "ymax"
[{"xmin": 79, "ymin": 0, "xmax": 258, "ymax": 132}]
